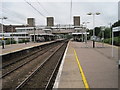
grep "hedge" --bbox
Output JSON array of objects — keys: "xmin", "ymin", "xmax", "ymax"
[{"xmin": 104, "ymin": 36, "xmax": 120, "ymax": 46}]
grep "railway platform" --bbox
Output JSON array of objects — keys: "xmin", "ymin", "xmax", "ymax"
[
  {"xmin": 0, "ymin": 40, "xmax": 59, "ymax": 55},
  {"xmin": 54, "ymin": 40, "xmax": 118, "ymax": 88}
]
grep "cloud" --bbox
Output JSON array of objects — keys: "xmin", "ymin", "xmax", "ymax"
[
  {"xmin": 1, "ymin": 1, "xmax": 118, "ymax": 29},
  {"xmin": 2, "ymin": 0, "xmax": 120, "ymax": 2}
]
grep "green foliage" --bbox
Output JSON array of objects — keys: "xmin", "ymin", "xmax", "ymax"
[
  {"xmin": 88, "ymin": 30, "xmax": 93, "ymax": 39},
  {"xmin": 104, "ymin": 38, "xmax": 112, "ymax": 44},
  {"xmin": 89, "ymin": 27, "xmax": 112, "ymax": 39},
  {"xmin": 12, "ymin": 40, "xmax": 17, "ymax": 44},
  {"xmin": 104, "ymin": 36, "xmax": 120, "ymax": 46},
  {"xmin": 104, "ymin": 27, "xmax": 112, "ymax": 39},
  {"xmin": 5, "ymin": 39, "xmax": 11, "ymax": 45},
  {"xmin": 5, "ymin": 39, "xmax": 16, "ymax": 45},
  {"xmin": 66, "ymin": 34, "xmax": 73, "ymax": 39},
  {"xmin": 89, "ymin": 29, "xmax": 93, "ymax": 36},
  {"xmin": 95, "ymin": 27, "xmax": 101, "ymax": 36},
  {"xmin": 18, "ymin": 39, "xmax": 30, "ymax": 43},
  {"xmin": 114, "ymin": 37, "xmax": 120, "ymax": 46}
]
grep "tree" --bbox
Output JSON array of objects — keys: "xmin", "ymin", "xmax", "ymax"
[
  {"xmin": 104, "ymin": 27, "xmax": 111, "ymax": 39},
  {"xmin": 95, "ymin": 27, "xmax": 101, "ymax": 36},
  {"xmin": 88, "ymin": 29, "xmax": 93, "ymax": 39}
]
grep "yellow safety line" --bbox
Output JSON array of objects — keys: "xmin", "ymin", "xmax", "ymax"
[{"xmin": 73, "ymin": 48, "xmax": 90, "ymax": 90}]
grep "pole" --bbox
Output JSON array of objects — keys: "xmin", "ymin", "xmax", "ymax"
[
  {"xmin": 112, "ymin": 28, "xmax": 114, "ymax": 57},
  {"xmin": 102, "ymin": 30, "xmax": 104, "ymax": 47},
  {"xmin": 86, "ymin": 30, "xmax": 87, "ymax": 43},
  {"xmin": 1, "ymin": 19, "xmax": 3, "ymax": 39},
  {"xmin": 103, "ymin": 30, "xmax": 104, "ymax": 47},
  {"xmin": 93, "ymin": 14, "xmax": 95, "ymax": 48},
  {"xmin": 12, "ymin": 25, "xmax": 13, "ymax": 44},
  {"xmin": 25, "ymin": 25, "xmax": 27, "ymax": 44},
  {"xmin": 83, "ymin": 22, "xmax": 89, "ymax": 44},
  {"xmin": 1, "ymin": 17, "xmax": 7, "ymax": 49},
  {"xmin": 36, "ymin": 27, "xmax": 39, "ymax": 42},
  {"xmin": 1, "ymin": 18, "xmax": 4, "ymax": 49},
  {"xmin": 85, "ymin": 24, "xmax": 87, "ymax": 43},
  {"xmin": 34, "ymin": 27, "xmax": 36, "ymax": 43},
  {"xmin": 82, "ymin": 29, "xmax": 83, "ymax": 42},
  {"xmin": 10, "ymin": 25, "xmax": 12, "ymax": 45},
  {"xmin": 109, "ymin": 23, "xmax": 112, "ymax": 44},
  {"xmin": 37, "ymin": 27, "xmax": 39, "ymax": 41}
]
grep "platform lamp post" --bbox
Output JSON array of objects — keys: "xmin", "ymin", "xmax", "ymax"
[
  {"xmin": 35, "ymin": 26, "xmax": 39, "ymax": 42},
  {"xmin": 24, "ymin": 24, "xmax": 29, "ymax": 44},
  {"xmin": 81, "ymin": 24, "xmax": 84, "ymax": 42},
  {"xmin": 108, "ymin": 23, "xmax": 112, "ymax": 44},
  {"xmin": 9, "ymin": 24, "xmax": 13, "ymax": 45},
  {"xmin": 112, "ymin": 26, "xmax": 114, "ymax": 58},
  {"xmin": 0, "ymin": 17, "xmax": 7, "ymax": 49},
  {"xmin": 23, "ymin": 24, "xmax": 26, "ymax": 44},
  {"xmin": 34, "ymin": 27, "xmax": 36, "ymax": 43},
  {"xmin": 101, "ymin": 26, "xmax": 105, "ymax": 47},
  {"xmin": 82, "ymin": 22, "xmax": 90, "ymax": 43},
  {"xmin": 108, "ymin": 23, "xmax": 114, "ymax": 57},
  {"xmin": 87, "ymin": 12, "xmax": 100, "ymax": 48}
]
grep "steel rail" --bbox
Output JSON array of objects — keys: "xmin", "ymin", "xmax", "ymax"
[
  {"xmin": 45, "ymin": 42, "xmax": 67, "ymax": 89},
  {"xmin": 15, "ymin": 42, "xmax": 65, "ymax": 90},
  {"xmin": 1, "ymin": 42, "xmax": 60, "ymax": 78},
  {"xmin": 2, "ymin": 40, "xmax": 61, "ymax": 69},
  {"xmin": 2, "ymin": 48, "xmax": 42, "ymax": 69}
]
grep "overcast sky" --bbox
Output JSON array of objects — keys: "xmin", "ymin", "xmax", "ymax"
[{"xmin": 0, "ymin": 0, "xmax": 119, "ymax": 29}]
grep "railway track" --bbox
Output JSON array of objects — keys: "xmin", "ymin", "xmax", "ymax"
[
  {"xmin": 2, "ymin": 41, "xmax": 61, "ymax": 78},
  {"xmin": 2, "ymin": 41, "xmax": 59, "ymax": 69},
  {"xmin": 2, "ymin": 40, "xmax": 68, "ymax": 89},
  {"xmin": 15, "ymin": 40, "xmax": 68, "ymax": 89}
]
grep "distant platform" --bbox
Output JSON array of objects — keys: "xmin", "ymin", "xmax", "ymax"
[{"xmin": 0, "ymin": 39, "xmax": 63, "ymax": 56}]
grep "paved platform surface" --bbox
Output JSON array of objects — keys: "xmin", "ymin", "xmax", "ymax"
[
  {"xmin": 0, "ymin": 41, "xmax": 54, "ymax": 55},
  {"xmin": 54, "ymin": 40, "xmax": 118, "ymax": 88},
  {"xmin": 54, "ymin": 41, "xmax": 85, "ymax": 88}
]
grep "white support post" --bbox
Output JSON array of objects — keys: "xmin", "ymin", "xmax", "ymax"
[{"xmin": 112, "ymin": 28, "xmax": 114, "ymax": 57}]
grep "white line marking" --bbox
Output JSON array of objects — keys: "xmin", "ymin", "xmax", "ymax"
[{"xmin": 53, "ymin": 41, "xmax": 70, "ymax": 89}]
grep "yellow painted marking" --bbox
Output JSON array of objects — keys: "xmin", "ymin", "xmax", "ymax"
[{"xmin": 73, "ymin": 48, "xmax": 90, "ymax": 90}]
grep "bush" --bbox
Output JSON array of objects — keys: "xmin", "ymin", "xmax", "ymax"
[
  {"xmin": 104, "ymin": 36, "xmax": 120, "ymax": 46},
  {"xmin": 25, "ymin": 39, "xmax": 30, "ymax": 42},
  {"xmin": 18, "ymin": 40, "xmax": 24, "ymax": 43},
  {"xmin": 18, "ymin": 39, "xmax": 30, "ymax": 43},
  {"xmin": 5, "ymin": 39, "xmax": 16, "ymax": 45},
  {"xmin": 11, "ymin": 40, "xmax": 17, "ymax": 44},
  {"xmin": 5, "ymin": 39, "xmax": 11, "ymax": 45},
  {"xmin": 66, "ymin": 35, "xmax": 73, "ymax": 39},
  {"xmin": 114, "ymin": 37, "xmax": 120, "ymax": 46}
]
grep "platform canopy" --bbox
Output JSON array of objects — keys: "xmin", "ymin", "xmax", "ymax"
[
  {"xmin": 30, "ymin": 33, "xmax": 55, "ymax": 36},
  {"xmin": 72, "ymin": 32, "xmax": 89, "ymax": 35},
  {"xmin": 113, "ymin": 26, "xmax": 120, "ymax": 32}
]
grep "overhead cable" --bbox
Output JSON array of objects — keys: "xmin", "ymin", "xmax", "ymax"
[{"xmin": 24, "ymin": 0, "xmax": 46, "ymax": 18}]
